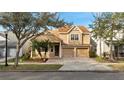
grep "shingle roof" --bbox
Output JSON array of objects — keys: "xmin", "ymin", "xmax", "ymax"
[
  {"xmin": 58, "ymin": 25, "xmax": 89, "ymax": 33},
  {"xmin": 32, "ymin": 32, "xmax": 62, "ymax": 43},
  {"xmin": 48, "ymin": 29, "xmax": 60, "ymax": 37},
  {"xmin": 78, "ymin": 26, "xmax": 89, "ymax": 33},
  {"xmin": 31, "ymin": 25, "xmax": 89, "ymax": 43},
  {"xmin": 58, "ymin": 25, "xmax": 71, "ymax": 32}
]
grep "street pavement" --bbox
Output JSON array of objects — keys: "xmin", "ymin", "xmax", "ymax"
[{"xmin": 0, "ymin": 71, "xmax": 124, "ymax": 80}]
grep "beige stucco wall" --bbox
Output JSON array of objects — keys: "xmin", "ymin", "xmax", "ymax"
[
  {"xmin": 59, "ymin": 27, "xmax": 90, "ymax": 45},
  {"xmin": 59, "ymin": 34, "xmax": 68, "ymax": 44},
  {"xmin": 49, "ymin": 47, "xmax": 55, "ymax": 58},
  {"xmin": 83, "ymin": 34, "xmax": 90, "ymax": 45},
  {"xmin": 68, "ymin": 27, "xmax": 83, "ymax": 45}
]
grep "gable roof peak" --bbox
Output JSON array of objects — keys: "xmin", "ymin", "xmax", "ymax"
[{"xmin": 58, "ymin": 25, "xmax": 89, "ymax": 33}]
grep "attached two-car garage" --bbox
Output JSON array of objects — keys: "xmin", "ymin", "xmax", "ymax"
[{"xmin": 62, "ymin": 47, "xmax": 89, "ymax": 57}]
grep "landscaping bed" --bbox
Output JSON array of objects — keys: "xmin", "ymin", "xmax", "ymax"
[{"xmin": 0, "ymin": 64, "xmax": 62, "ymax": 71}]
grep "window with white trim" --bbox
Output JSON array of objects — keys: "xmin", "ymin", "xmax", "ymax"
[
  {"xmin": 51, "ymin": 46, "xmax": 54, "ymax": 52},
  {"xmin": 71, "ymin": 34, "xmax": 79, "ymax": 40}
]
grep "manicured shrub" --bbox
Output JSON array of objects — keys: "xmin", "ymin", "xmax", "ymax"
[
  {"xmin": 20, "ymin": 53, "xmax": 30, "ymax": 62},
  {"xmin": 89, "ymin": 51, "xmax": 97, "ymax": 58},
  {"xmin": 95, "ymin": 56, "xmax": 105, "ymax": 62}
]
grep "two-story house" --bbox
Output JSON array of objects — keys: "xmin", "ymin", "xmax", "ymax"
[{"xmin": 31, "ymin": 25, "xmax": 91, "ymax": 58}]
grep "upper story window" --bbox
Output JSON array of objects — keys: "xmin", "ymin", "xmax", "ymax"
[{"xmin": 71, "ymin": 34, "xmax": 79, "ymax": 40}]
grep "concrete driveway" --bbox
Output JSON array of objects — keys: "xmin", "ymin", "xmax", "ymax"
[{"xmin": 47, "ymin": 58, "xmax": 113, "ymax": 71}]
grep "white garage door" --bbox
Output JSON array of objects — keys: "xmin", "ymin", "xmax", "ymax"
[{"xmin": 9, "ymin": 48, "xmax": 16, "ymax": 57}]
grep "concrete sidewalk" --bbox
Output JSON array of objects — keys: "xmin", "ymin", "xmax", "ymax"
[{"xmin": 0, "ymin": 57, "xmax": 14, "ymax": 63}]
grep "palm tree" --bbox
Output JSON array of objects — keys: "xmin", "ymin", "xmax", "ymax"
[{"xmin": 32, "ymin": 40, "xmax": 51, "ymax": 62}]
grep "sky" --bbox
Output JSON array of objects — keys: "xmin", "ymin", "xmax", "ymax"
[
  {"xmin": 0, "ymin": 12, "xmax": 95, "ymax": 31},
  {"xmin": 59, "ymin": 12, "xmax": 94, "ymax": 27}
]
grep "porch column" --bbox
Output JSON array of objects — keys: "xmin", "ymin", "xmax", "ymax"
[
  {"xmin": 74, "ymin": 47, "xmax": 77, "ymax": 57},
  {"xmin": 48, "ymin": 45, "xmax": 50, "ymax": 58},
  {"xmin": 31, "ymin": 47, "xmax": 33, "ymax": 58},
  {"xmin": 59, "ymin": 42, "xmax": 62, "ymax": 58}
]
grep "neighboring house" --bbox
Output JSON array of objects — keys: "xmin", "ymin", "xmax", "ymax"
[
  {"xmin": 0, "ymin": 32, "xmax": 22, "ymax": 58},
  {"xmin": 31, "ymin": 25, "xmax": 91, "ymax": 58},
  {"xmin": 0, "ymin": 33, "xmax": 5, "ymax": 58},
  {"xmin": 96, "ymin": 30, "xmax": 124, "ymax": 57},
  {"xmin": 90, "ymin": 38, "xmax": 97, "ymax": 53}
]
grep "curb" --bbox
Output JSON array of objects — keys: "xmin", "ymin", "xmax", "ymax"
[{"xmin": 0, "ymin": 70, "xmax": 120, "ymax": 73}]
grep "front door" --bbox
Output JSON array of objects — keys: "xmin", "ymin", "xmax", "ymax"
[{"xmin": 55, "ymin": 45, "xmax": 59, "ymax": 56}]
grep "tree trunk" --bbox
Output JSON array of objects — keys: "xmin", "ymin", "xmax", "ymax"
[
  {"xmin": 99, "ymin": 38, "xmax": 102, "ymax": 57},
  {"xmin": 110, "ymin": 41, "xmax": 114, "ymax": 61},
  {"xmin": 117, "ymin": 45, "xmax": 120, "ymax": 59},
  {"xmin": 15, "ymin": 42, "xmax": 20, "ymax": 66},
  {"xmin": 109, "ymin": 23, "xmax": 114, "ymax": 61}
]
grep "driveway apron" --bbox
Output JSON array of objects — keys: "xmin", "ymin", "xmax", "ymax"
[{"xmin": 48, "ymin": 58, "xmax": 113, "ymax": 71}]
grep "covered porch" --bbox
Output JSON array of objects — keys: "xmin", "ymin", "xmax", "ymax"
[{"xmin": 30, "ymin": 32, "xmax": 62, "ymax": 59}]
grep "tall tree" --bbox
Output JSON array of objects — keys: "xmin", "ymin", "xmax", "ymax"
[
  {"xmin": 90, "ymin": 12, "xmax": 124, "ymax": 61},
  {"xmin": 89, "ymin": 13, "xmax": 106, "ymax": 56},
  {"xmin": 0, "ymin": 12, "xmax": 68, "ymax": 66},
  {"xmin": 101, "ymin": 12, "xmax": 123, "ymax": 61}
]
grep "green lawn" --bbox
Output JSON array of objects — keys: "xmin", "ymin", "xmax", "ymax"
[
  {"xmin": 95, "ymin": 57, "xmax": 124, "ymax": 71},
  {"xmin": 0, "ymin": 64, "xmax": 62, "ymax": 71},
  {"xmin": 108, "ymin": 63, "xmax": 124, "ymax": 71}
]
